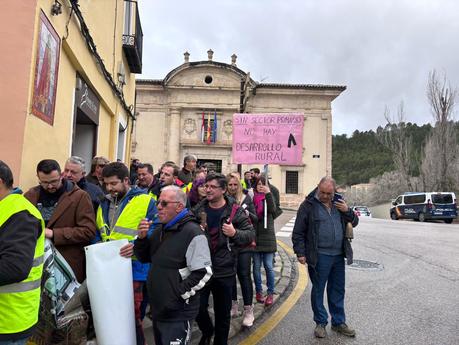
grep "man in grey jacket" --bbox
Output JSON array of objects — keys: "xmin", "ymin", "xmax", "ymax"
[{"xmin": 292, "ymin": 177, "xmax": 358, "ymax": 339}]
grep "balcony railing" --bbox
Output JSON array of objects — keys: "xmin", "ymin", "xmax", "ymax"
[{"xmin": 122, "ymin": 0, "xmax": 143, "ymax": 73}]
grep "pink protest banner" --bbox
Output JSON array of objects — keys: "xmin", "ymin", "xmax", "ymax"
[{"xmin": 232, "ymin": 113, "xmax": 304, "ymax": 165}]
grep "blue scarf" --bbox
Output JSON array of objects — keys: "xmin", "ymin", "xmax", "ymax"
[{"xmin": 164, "ymin": 208, "xmax": 189, "ymax": 230}]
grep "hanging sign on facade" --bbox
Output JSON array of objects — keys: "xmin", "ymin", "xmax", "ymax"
[{"xmin": 232, "ymin": 113, "xmax": 304, "ymax": 165}]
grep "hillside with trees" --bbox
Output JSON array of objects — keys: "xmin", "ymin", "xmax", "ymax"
[
  {"xmin": 333, "ymin": 71, "xmax": 459, "ymax": 206},
  {"xmin": 332, "ymin": 123, "xmax": 433, "ymax": 186}
]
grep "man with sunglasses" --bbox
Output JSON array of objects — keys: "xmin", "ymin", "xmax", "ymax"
[
  {"xmin": 192, "ymin": 173, "xmax": 254, "ymax": 345},
  {"xmin": 134, "ymin": 186, "xmax": 212, "ymax": 345},
  {"xmin": 96, "ymin": 162, "xmax": 159, "ymax": 345},
  {"xmin": 24, "ymin": 159, "xmax": 96, "ymax": 283}
]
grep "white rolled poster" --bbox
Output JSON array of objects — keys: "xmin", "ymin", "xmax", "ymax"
[{"xmin": 85, "ymin": 239, "xmax": 136, "ymax": 345}]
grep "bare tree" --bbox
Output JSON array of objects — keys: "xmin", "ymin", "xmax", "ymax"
[
  {"xmin": 376, "ymin": 102, "xmax": 416, "ymax": 191},
  {"xmin": 368, "ymin": 171, "xmax": 422, "ymax": 205},
  {"xmin": 421, "ymin": 70, "xmax": 459, "ymax": 191}
]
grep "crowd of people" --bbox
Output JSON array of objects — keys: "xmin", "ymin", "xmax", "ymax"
[{"xmin": 0, "ymin": 154, "xmax": 283, "ymax": 345}]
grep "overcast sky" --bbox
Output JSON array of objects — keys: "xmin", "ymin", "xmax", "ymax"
[{"xmin": 137, "ymin": 0, "xmax": 459, "ymax": 135}]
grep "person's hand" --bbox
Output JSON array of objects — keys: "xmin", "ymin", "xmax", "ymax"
[
  {"xmin": 119, "ymin": 243, "xmax": 134, "ymax": 257},
  {"xmin": 260, "ymin": 185, "xmax": 271, "ymax": 194},
  {"xmin": 45, "ymin": 228, "xmax": 53, "ymax": 239},
  {"xmin": 222, "ymin": 222, "xmax": 236, "ymax": 237},
  {"xmin": 297, "ymin": 256, "xmax": 306, "ymax": 265},
  {"xmin": 137, "ymin": 218, "xmax": 152, "ymax": 239},
  {"xmin": 334, "ymin": 199, "xmax": 349, "ymax": 213}
]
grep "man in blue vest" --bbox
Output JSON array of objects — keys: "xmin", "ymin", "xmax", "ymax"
[
  {"xmin": 0, "ymin": 160, "xmax": 45, "ymax": 345},
  {"xmin": 97, "ymin": 162, "xmax": 159, "ymax": 345}
]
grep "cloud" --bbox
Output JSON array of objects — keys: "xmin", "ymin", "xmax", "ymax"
[{"xmin": 138, "ymin": 0, "xmax": 459, "ymax": 134}]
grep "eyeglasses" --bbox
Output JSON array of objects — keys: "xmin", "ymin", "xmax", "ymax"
[
  {"xmin": 204, "ymin": 184, "xmax": 221, "ymax": 190},
  {"xmin": 39, "ymin": 178, "xmax": 61, "ymax": 187},
  {"xmin": 156, "ymin": 200, "xmax": 181, "ymax": 207}
]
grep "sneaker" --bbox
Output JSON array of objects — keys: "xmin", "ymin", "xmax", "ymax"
[
  {"xmin": 331, "ymin": 323, "xmax": 356, "ymax": 337},
  {"xmin": 231, "ymin": 300, "xmax": 239, "ymax": 317},
  {"xmin": 314, "ymin": 324, "xmax": 327, "ymax": 338},
  {"xmin": 241, "ymin": 305, "xmax": 254, "ymax": 327},
  {"xmin": 255, "ymin": 292, "xmax": 265, "ymax": 303},
  {"xmin": 264, "ymin": 294, "xmax": 273, "ymax": 306}
]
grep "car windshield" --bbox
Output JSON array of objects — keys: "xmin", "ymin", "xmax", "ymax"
[{"xmin": 355, "ymin": 207, "xmax": 369, "ymax": 211}]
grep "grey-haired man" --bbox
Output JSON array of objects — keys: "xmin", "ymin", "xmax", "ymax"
[{"xmin": 62, "ymin": 156, "xmax": 104, "ymax": 212}]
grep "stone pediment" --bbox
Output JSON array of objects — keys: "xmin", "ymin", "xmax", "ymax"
[{"xmin": 163, "ymin": 61, "xmax": 255, "ymax": 89}]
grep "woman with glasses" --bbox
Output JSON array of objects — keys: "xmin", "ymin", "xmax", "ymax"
[
  {"xmin": 226, "ymin": 173, "xmax": 257, "ymax": 327},
  {"xmin": 252, "ymin": 175, "xmax": 278, "ymax": 307}
]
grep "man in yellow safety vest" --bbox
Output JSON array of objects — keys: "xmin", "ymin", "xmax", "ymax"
[
  {"xmin": 96, "ymin": 162, "xmax": 159, "ymax": 345},
  {"xmin": 0, "ymin": 160, "xmax": 45, "ymax": 345}
]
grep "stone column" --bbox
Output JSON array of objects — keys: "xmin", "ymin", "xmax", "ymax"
[{"xmin": 168, "ymin": 109, "xmax": 181, "ymax": 164}]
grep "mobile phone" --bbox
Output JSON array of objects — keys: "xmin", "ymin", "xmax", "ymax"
[{"xmin": 333, "ymin": 193, "xmax": 343, "ymax": 203}]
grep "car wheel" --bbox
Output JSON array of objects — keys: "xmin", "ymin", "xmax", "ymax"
[
  {"xmin": 444, "ymin": 219, "xmax": 453, "ymax": 224},
  {"xmin": 418, "ymin": 212, "xmax": 426, "ymax": 222},
  {"xmin": 390, "ymin": 212, "xmax": 398, "ymax": 220}
]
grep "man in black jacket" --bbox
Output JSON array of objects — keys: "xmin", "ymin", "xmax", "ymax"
[
  {"xmin": 134, "ymin": 185, "xmax": 212, "ymax": 345},
  {"xmin": 0, "ymin": 160, "xmax": 44, "ymax": 344},
  {"xmin": 192, "ymin": 173, "xmax": 255, "ymax": 345},
  {"xmin": 292, "ymin": 177, "xmax": 358, "ymax": 339}
]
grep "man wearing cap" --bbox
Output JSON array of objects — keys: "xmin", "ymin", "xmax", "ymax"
[
  {"xmin": 86, "ymin": 156, "xmax": 109, "ymax": 189},
  {"xmin": 0, "ymin": 160, "xmax": 45, "ymax": 344}
]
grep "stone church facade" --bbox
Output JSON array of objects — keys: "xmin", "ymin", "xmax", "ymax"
[{"xmin": 134, "ymin": 51, "xmax": 345, "ymax": 207}]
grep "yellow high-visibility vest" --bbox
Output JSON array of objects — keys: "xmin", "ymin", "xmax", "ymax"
[
  {"xmin": 0, "ymin": 193, "xmax": 45, "ymax": 334},
  {"xmin": 96, "ymin": 194, "xmax": 151, "ymax": 243}
]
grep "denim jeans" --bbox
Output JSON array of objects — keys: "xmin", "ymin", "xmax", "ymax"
[
  {"xmin": 308, "ymin": 253, "xmax": 346, "ymax": 326},
  {"xmin": 252, "ymin": 252, "xmax": 275, "ymax": 295},
  {"xmin": 232, "ymin": 251, "xmax": 254, "ymax": 305},
  {"xmin": 0, "ymin": 339, "xmax": 28, "ymax": 345}
]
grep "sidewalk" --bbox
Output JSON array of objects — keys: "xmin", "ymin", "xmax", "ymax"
[{"xmin": 143, "ymin": 242, "xmax": 294, "ymax": 344}]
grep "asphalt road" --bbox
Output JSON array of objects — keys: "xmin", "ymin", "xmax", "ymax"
[{"xmin": 236, "ymin": 212, "xmax": 459, "ymax": 345}]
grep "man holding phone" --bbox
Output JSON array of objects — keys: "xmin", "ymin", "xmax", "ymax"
[{"xmin": 292, "ymin": 177, "xmax": 358, "ymax": 339}]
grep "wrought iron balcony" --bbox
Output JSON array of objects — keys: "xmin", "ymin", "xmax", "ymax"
[{"xmin": 122, "ymin": 0, "xmax": 143, "ymax": 73}]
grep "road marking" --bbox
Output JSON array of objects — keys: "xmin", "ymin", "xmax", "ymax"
[
  {"xmin": 239, "ymin": 240, "xmax": 308, "ymax": 345},
  {"xmin": 277, "ymin": 216, "xmax": 296, "ymax": 237},
  {"xmin": 275, "ymin": 231, "xmax": 292, "ymax": 238}
]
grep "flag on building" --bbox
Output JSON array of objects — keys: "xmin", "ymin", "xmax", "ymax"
[
  {"xmin": 206, "ymin": 111, "xmax": 211, "ymax": 144},
  {"xmin": 201, "ymin": 110, "xmax": 205, "ymax": 142},
  {"xmin": 212, "ymin": 110, "xmax": 217, "ymax": 143}
]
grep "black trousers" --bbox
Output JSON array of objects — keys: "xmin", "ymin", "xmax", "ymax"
[
  {"xmin": 196, "ymin": 276, "xmax": 235, "ymax": 345},
  {"xmin": 231, "ymin": 252, "xmax": 254, "ymax": 306},
  {"xmin": 152, "ymin": 320, "xmax": 191, "ymax": 345}
]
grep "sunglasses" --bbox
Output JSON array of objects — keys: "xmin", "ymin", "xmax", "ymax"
[{"xmin": 156, "ymin": 200, "xmax": 180, "ymax": 207}]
